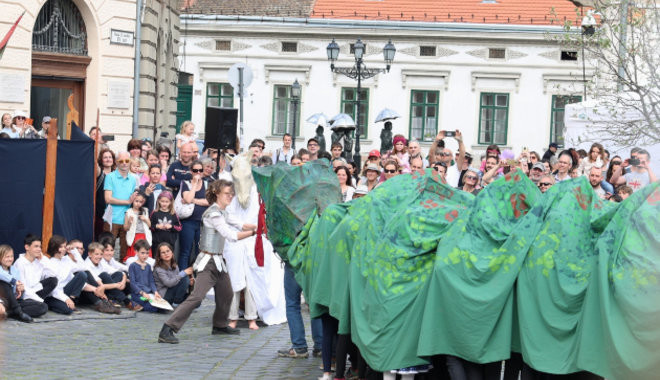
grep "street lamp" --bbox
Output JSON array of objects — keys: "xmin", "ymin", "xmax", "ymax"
[
  {"xmin": 580, "ymin": 9, "xmax": 598, "ymax": 100},
  {"xmin": 291, "ymin": 79, "xmax": 301, "ymax": 150},
  {"xmin": 327, "ymin": 38, "xmax": 395, "ymax": 169}
]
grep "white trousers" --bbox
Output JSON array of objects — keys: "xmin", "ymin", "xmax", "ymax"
[{"xmin": 228, "ymin": 285, "xmax": 258, "ymax": 320}]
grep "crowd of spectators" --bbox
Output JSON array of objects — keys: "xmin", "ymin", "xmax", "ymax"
[{"xmin": 0, "ymin": 114, "xmax": 656, "ymax": 380}]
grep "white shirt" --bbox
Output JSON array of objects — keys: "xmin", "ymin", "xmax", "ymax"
[
  {"xmin": 446, "ymin": 164, "xmax": 461, "ymax": 187},
  {"xmin": 99, "ymin": 257, "xmax": 128, "ymax": 274},
  {"xmin": 46, "ymin": 251, "xmax": 86, "ymax": 302},
  {"xmin": 13, "ymin": 254, "xmax": 49, "ymax": 302},
  {"xmin": 193, "ymin": 208, "xmax": 242, "ymax": 273},
  {"xmin": 84, "ymin": 258, "xmax": 105, "ymax": 283}
]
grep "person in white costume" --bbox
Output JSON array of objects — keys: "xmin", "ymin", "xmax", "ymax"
[{"xmin": 224, "ymin": 151, "xmax": 286, "ymax": 328}]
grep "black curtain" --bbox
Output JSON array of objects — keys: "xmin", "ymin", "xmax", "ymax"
[
  {"xmin": 53, "ymin": 138, "xmax": 95, "ymax": 255},
  {"xmin": 0, "ymin": 139, "xmax": 47, "ymax": 257}
]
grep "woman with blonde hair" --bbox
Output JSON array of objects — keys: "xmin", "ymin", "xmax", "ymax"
[{"xmin": 578, "ymin": 142, "xmax": 604, "ymax": 176}]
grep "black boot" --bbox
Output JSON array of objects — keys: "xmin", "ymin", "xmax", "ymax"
[
  {"xmin": 212, "ymin": 326, "xmax": 240, "ymax": 335},
  {"xmin": 158, "ymin": 324, "xmax": 179, "ymax": 344},
  {"xmin": 14, "ymin": 312, "xmax": 34, "ymax": 323}
]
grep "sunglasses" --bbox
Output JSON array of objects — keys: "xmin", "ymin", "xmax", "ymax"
[
  {"xmin": 611, "ymin": 161, "xmax": 621, "ymax": 165},
  {"xmin": 538, "ymin": 182, "xmax": 552, "ymax": 187},
  {"xmin": 384, "ymin": 169, "xmax": 397, "ymax": 173},
  {"xmin": 191, "ymin": 168, "xmax": 204, "ymax": 173},
  {"xmin": 465, "ymin": 175, "xmax": 478, "ymax": 180},
  {"xmin": 439, "ymin": 153, "xmax": 452, "ymax": 157},
  {"xmin": 15, "ymin": 116, "xmax": 25, "ymax": 120},
  {"xmin": 116, "ymin": 159, "xmax": 130, "ymax": 164}
]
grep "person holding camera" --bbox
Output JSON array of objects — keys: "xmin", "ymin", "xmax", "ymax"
[
  {"xmin": 609, "ymin": 149, "xmax": 657, "ymax": 193},
  {"xmin": 431, "ymin": 130, "xmax": 465, "ymax": 187}
]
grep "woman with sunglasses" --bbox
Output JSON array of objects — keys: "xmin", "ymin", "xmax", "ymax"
[
  {"xmin": 12, "ymin": 110, "xmax": 38, "ymax": 138},
  {"xmin": 1, "ymin": 113, "xmax": 19, "ymax": 138},
  {"xmin": 382, "ymin": 160, "xmax": 400, "ymax": 182},
  {"xmin": 178, "ymin": 160, "xmax": 210, "ymax": 269},
  {"xmin": 459, "ymin": 169, "xmax": 481, "ymax": 195}
]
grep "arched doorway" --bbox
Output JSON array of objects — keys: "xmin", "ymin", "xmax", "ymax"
[{"xmin": 31, "ymin": 0, "xmax": 90, "ymax": 138}]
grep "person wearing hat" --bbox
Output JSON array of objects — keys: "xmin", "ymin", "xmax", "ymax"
[
  {"xmin": 385, "ymin": 134, "xmax": 410, "ymax": 173},
  {"xmin": 542, "ymin": 142, "xmax": 559, "ymax": 162},
  {"xmin": 368, "ymin": 149, "xmax": 382, "ymax": 166},
  {"xmin": 12, "ymin": 110, "xmax": 37, "ymax": 139},
  {"xmin": 360, "ymin": 163, "xmax": 381, "ymax": 192},
  {"xmin": 37, "ymin": 116, "xmax": 59, "ymax": 139},
  {"xmin": 528, "ymin": 162, "xmax": 546, "ymax": 184},
  {"xmin": 353, "ymin": 184, "xmax": 369, "ymax": 199}
]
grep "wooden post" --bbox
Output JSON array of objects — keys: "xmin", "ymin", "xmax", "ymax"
[
  {"xmin": 42, "ymin": 117, "xmax": 58, "ymax": 254},
  {"xmin": 92, "ymin": 109, "xmax": 100, "ymax": 234}
]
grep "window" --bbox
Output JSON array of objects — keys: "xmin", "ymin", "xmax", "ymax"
[
  {"xmin": 281, "ymin": 42, "xmax": 298, "ymax": 52},
  {"xmin": 489, "ymin": 48, "xmax": 506, "ymax": 59},
  {"xmin": 550, "ymin": 95, "xmax": 581, "ymax": 147},
  {"xmin": 409, "ymin": 90, "xmax": 439, "ymax": 141},
  {"xmin": 33, "ymin": 0, "xmax": 87, "ymax": 56},
  {"xmin": 341, "ymin": 87, "xmax": 369, "ymax": 137},
  {"xmin": 478, "ymin": 93, "xmax": 509, "ymax": 145},
  {"xmin": 420, "ymin": 46, "xmax": 436, "ymax": 57},
  {"xmin": 271, "ymin": 85, "xmax": 300, "ymax": 136},
  {"xmin": 215, "ymin": 40, "xmax": 231, "ymax": 51},
  {"xmin": 561, "ymin": 51, "xmax": 578, "ymax": 61},
  {"xmin": 206, "ymin": 83, "xmax": 234, "ymax": 107}
]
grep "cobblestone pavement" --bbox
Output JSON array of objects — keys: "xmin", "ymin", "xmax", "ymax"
[{"xmin": 0, "ymin": 300, "xmax": 324, "ymax": 380}]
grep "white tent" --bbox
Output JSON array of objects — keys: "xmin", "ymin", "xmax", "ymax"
[{"xmin": 564, "ymin": 98, "xmax": 660, "ymax": 175}]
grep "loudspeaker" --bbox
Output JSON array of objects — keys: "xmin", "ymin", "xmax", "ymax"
[{"xmin": 204, "ymin": 107, "xmax": 238, "ymax": 151}]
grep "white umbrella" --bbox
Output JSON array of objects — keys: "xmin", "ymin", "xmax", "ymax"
[
  {"xmin": 375, "ymin": 108, "xmax": 402, "ymax": 123},
  {"xmin": 329, "ymin": 113, "xmax": 356, "ymax": 129},
  {"xmin": 306, "ymin": 113, "xmax": 329, "ymax": 126}
]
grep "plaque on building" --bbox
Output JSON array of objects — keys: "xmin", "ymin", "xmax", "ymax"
[
  {"xmin": 0, "ymin": 74, "xmax": 26, "ymax": 103},
  {"xmin": 110, "ymin": 29, "xmax": 134, "ymax": 46},
  {"xmin": 108, "ymin": 81, "xmax": 131, "ymax": 109}
]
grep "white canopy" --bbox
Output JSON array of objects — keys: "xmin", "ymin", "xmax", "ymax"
[{"xmin": 564, "ymin": 97, "xmax": 660, "ymax": 175}]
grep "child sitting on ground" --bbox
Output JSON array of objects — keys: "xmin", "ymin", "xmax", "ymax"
[
  {"xmin": 99, "ymin": 239, "xmax": 128, "ymax": 274},
  {"xmin": 85, "ymin": 242, "xmax": 136, "ymax": 310},
  {"xmin": 153, "ymin": 242, "xmax": 192, "ymax": 306},
  {"xmin": 128, "ymin": 239, "xmax": 162, "ymax": 312}
]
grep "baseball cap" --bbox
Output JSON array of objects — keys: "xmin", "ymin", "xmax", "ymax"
[
  {"xmin": 549, "ymin": 142, "xmax": 559, "ymax": 149},
  {"xmin": 532, "ymin": 162, "xmax": 545, "ymax": 171},
  {"xmin": 42, "ymin": 116, "xmax": 52, "ymax": 123},
  {"xmin": 368, "ymin": 149, "xmax": 381, "ymax": 158}
]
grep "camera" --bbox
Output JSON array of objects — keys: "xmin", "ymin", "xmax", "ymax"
[
  {"xmin": 104, "ymin": 135, "xmax": 115, "ymax": 141},
  {"xmin": 444, "ymin": 130, "xmax": 456, "ymax": 137},
  {"xmin": 629, "ymin": 158, "xmax": 640, "ymax": 166}
]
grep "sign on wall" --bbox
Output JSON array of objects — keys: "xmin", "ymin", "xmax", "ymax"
[
  {"xmin": 107, "ymin": 81, "xmax": 131, "ymax": 109},
  {"xmin": 110, "ymin": 29, "xmax": 134, "ymax": 46},
  {"xmin": 0, "ymin": 74, "xmax": 25, "ymax": 103}
]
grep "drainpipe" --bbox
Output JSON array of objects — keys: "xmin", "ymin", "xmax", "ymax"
[{"xmin": 132, "ymin": 0, "xmax": 144, "ymax": 138}]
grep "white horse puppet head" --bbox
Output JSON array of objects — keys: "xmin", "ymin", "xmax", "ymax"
[{"xmin": 231, "ymin": 150, "xmax": 256, "ymax": 209}]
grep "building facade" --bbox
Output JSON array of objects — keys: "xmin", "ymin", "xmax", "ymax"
[
  {"xmin": 0, "ymin": 0, "xmax": 179, "ymax": 150},
  {"xmin": 178, "ymin": 0, "xmax": 592, "ymax": 159}
]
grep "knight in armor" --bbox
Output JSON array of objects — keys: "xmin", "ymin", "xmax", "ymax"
[{"xmin": 158, "ymin": 179, "xmax": 257, "ymax": 344}]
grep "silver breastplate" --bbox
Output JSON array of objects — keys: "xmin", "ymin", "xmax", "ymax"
[{"xmin": 198, "ymin": 204, "xmax": 224, "ymax": 254}]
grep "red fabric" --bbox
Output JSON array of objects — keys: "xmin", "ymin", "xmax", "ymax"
[
  {"xmin": 124, "ymin": 233, "xmax": 152, "ymax": 262},
  {"xmin": 254, "ymin": 195, "xmax": 268, "ymax": 267}
]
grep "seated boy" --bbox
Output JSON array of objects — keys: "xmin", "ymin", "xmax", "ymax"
[
  {"xmin": 99, "ymin": 240, "xmax": 128, "ymax": 275},
  {"xmin": 13, "ymin": 234, "xmax": 58, "ymax": 304},
  {"xmin": 85, "ymin": 242, "xmax": 135, "ymax": 310}
]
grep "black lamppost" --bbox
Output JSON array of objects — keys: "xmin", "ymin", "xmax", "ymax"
[
  {"xmin": 580, "ymin": 9, "xmax": 597, "ymax": 101},
  {"xmin": 290, "ymin": 79, "xmax": 301, "ymax": 150},
  {"xmin": 327, "ymin": 38, "xmax": 395, "ymax": 169}
]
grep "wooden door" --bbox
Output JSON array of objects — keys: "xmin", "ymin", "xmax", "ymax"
[{"xmin": 30, "ymin": 78, "xmax": 84, "ymax": 138}]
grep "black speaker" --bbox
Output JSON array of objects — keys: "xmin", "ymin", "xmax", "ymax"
[{"xmin": 204, "ymin": 107, "xmax": 238, "ymax": 150}]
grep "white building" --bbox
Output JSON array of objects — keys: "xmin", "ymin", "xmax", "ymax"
[
  {"xmin": 178, "ymin": 0, "xmax": 592, "ymax": 160},
  {"xmin": 0, "ymin": 0, "xmax": 180, "ymax": 149}
]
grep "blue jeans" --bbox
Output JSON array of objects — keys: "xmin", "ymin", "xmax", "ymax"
[
  {"xmin": 284, "ymin": 263, "xmax": 322, "ymax": 350},
  {"xmin": 179, "ymin": 219, "xmax": 201, "ymax": 270}
]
